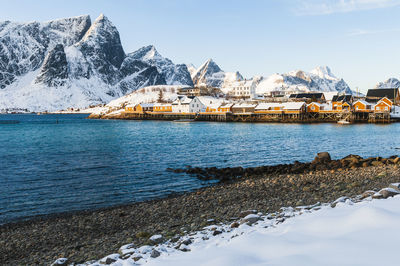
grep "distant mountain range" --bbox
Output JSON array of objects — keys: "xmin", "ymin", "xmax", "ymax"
[
  {"xmin": 374, "ymin": 78, "xmax": 400, "ymax": 89},
  {"xmin": 0, "ymin": 13, "xmax": 394, "ymax": 112}
]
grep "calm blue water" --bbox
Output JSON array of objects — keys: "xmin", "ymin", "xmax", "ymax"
[{"xmin": 1, "ymin": 114, "xmax": 399, "ymax": 224}]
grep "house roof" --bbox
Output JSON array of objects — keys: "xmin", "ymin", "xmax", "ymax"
[
  {"xmin": 289, "ymin": 93, "xmax": 324, "ymax": 99},
  {"xmin": 282, "ymin": 102, "xmax": 306, "ymax": 110},
  {"xmin": 139, "ymin": 103, "xmax": 154, "ymax": 108},
  {"xmin": 332, "ymin": 95, "xmax": 353, "ymax": 102},
  {"xmin": 353, "ymin": 100, "xmax": 371, "ymax": 106},
  {"xmin": 232, "ymin": 102, "xmax": 258, "ymax": 108},
  {"xmin": 255, "ymin": 103, "xmax": 283, "ymax": 110},
  {"xmin": 172, "ymin": 96, "xmax": 191, "ymax": 105},
  {"xmin": 366, "ymin": 88, "xmax": 399, "ymax": 100},
  {"xmin": 153, "ymin": 103, "xmax": 172, "ymax": 107},
  {"xmin": 196, "ymin": 96, "xmax": 226, "ymax": 107},
  {"xmin": 307, "ymin": 102, "xmax": 321, "ymax": 107},
  {"xmin": 375, "ymin": 100, "xmax": 391, "ymax": 106},
  {"xmin": 220, "ymin": 103, "xmax": 234, "ymax": 108}
]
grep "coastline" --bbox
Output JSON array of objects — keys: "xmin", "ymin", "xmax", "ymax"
[{"xmin": 1, "ymin": 154, "xmax": 400, "ymax": 265}]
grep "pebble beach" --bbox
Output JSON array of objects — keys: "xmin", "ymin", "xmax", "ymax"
[{"xmin": 1, "ymin": 154, "xmax": 400, "ymax": 265}]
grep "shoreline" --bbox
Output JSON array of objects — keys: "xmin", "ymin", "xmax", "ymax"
[
  {"xmin": 88, "ymin": 111, "xmax": 399, "ymax": 124},
  {"xmin": 1, "ymin": 154, "xmax": 400, "ymax": 265}
]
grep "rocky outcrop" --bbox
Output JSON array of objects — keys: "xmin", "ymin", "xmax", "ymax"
[
  {"xmin": 34, "ymin": 44, "xmax": 68, "ymax": 86},
  {"xmin": 171, "ymin": 153, "xmax": 400, "ymax": 183}
]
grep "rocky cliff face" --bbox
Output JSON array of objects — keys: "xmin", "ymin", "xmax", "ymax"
[
  {"xmin": 34, "ymin": 44, "xmax": 68, "ymax": 86},
  {"xmin": 0, "ymin": 14, "xmax": 193, "ymax": 112}
]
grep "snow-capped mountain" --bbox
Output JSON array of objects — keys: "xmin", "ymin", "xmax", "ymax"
[
  {"xmin": 191, "ymin": 59, "xmax": 244, "ymax": 88},
  {"xmin": 375, "ymin": 78, "xmax": 400, "ymax": 89},
  {"xmin": 255, "ymin": 66, "xmax": 353, "ymax": 95},
  {"xmin": 186, "ymin": 64, "xmax": 197, "ymax": 77},
  {"xmin": 128, "ymin": 45, "xmax": 193, "ymax": 86},
  {"xmin": 0, "ymin": 14, "xmax": 192, "ymax": 112}
]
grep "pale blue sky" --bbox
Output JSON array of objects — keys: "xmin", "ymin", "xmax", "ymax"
[{"xmin": 2, "ymin": 0, "xmax": 400, "ymax": 92}]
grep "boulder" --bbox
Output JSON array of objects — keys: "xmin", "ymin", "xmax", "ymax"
[
  {"xmin": 230, "ymin": 221, "xmax": 240, "ymax": 228},
  {"xmin": 150, "ymin": 249, "xmax": 161, "ymax": 258},
  {"xmin": 149, "ymin": 234, "xmax": 164, "ymax": 244},
  {"xmin": 389, "ymin": 183, "xmax": 400, "ymax": 191},
  {"xmin": 241, "ymin": 214, "xmax": 261, "ymax": 225},
  {"xmin": 212, "ymin": 230, "xmax": 222, "ymax": 236},
  {"xmin": 378, "ymin": 188, "xmax": 400, "ymax": 199},
  {"xmin": 312, "ymin": 152, "xmax": 331, "ymax": 164},
  {"xmin": 239, "ymin": 210, "xmax": 257, "ymax": 218},
  {"xmin": 360, "ymin": 190, "xmax": 376, "ymax": 199}
]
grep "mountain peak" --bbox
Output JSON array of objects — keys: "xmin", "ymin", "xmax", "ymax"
[
  {"xmin": 197, "ymin": 58, "xmax": 222, "ymax": 73},
  {"xmin": 129, "ymin": 45, "xmax": 163, "ymax": 61},
  {"xmin": 310, "ymin": 66, "xmax": 336, "ymax": 80}
]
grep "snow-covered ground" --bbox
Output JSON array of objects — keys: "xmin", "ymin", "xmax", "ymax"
[
  {"xmin": 60, "ymin": 187, "xmax": 400, "ymax": 266},
  {"xmin": 148, "ymin": 196, "xmax": 400, "ymax": 266}
]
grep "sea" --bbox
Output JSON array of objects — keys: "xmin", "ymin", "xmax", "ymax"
[{"xmin": 1, "ymin": 114, "xmax": 399, "ymax": 224}]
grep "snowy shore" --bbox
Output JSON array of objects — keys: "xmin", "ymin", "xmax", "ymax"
[{"xmin": 60, "ymin": 185, "xmax": 400, "ymax": 266}]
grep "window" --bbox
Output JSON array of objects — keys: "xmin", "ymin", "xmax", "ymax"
[
  {"xmin": 356, "ymin": 106, "xmax": 359, "ymax": 110},
  {"xmin": 311, "ymin": 106, "xmax": 315, "ymax": 110},
  {"xmin": 385, "ymin": 107, "xmax": 388, "ymax": 111}
]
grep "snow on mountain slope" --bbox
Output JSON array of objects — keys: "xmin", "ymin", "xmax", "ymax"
[
  {"xmin": 0, "ymin": 14, "xmax": 193, "ymax": 112},
  {"xmin": 186, "ymin": 63, "xmax": 197, "ymax": 77},
  {"xmin": 129, "ymin": 45, "xmax": 193, "ymax": 86},
  {"xmin": 191, "ymin": 59, "xmax": 243, "ymax": 88},
  {"xmin": 375, "ymin": 78, "xmax": 400, "ymax": 89},
  {"xmin": 92, "ymin": 85, "xmax": 186, "ymax": 114},
  {"xmin": 256, "ymin": 66, "xmax": 353, "ymax": 95},
  {"xmin": 0, "ymin": 15, "xmax": 91, "ymax": 89}
]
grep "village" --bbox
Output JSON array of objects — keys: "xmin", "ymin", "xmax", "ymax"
[{"xmin": 122, "ymin": 84, "xmax": 400, "ymax": 123}]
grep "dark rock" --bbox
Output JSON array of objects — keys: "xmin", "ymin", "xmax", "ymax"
[
  {"xmin": 150, "ymin": 249, "xmax": 161, "ymax": 258},
  {"xmin": 212, "ymin": 230, "xmax": 222, "ymax": 236},
  {"xmin": 34, "ymin": 44, "xmax": 68, "ymax": 86}
]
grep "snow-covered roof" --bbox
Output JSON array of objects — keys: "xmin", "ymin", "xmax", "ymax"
[
  {"xmin": 220, "ymin": 103, "xmax": 234, "ymax": 108},
  {"xmin": 282, "ymin": 102, "xmax": 306, "ymax": 110},
  {"xmin": 353, "ymin": 100, "xmax": 371, "ymax": 106},
  {"xmin": 172, "ymin": 96, "xmax": 191, "ymax": 105},
  {"xmin": 196, "ymin": 96, "xmax": 225, "ymax": 106},
  {"xmin": 139, "ymin": 103, "xmax": 154, "ymax": 108},
  {"xmin": 255, "ymin": 103, "xmax": 283, "ymax": 110},
  {"xmin": 307, "ymin": 102, "xmax": 322, "ymax": 107},
  {"xmin": 233, "ymin": 102, "xmax": 258, "ymax": 108},
  {"xmin": 324, "ymin": 92, "xmax": 338, "ymax": 101},
  {"xmin": 153, "ymin": 103, "xmax": 172, "ymax": 107}
]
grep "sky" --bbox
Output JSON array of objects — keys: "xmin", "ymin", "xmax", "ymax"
[{"xmin": 1, "ymin": 0, "xmax": 400, "ymax": 92}]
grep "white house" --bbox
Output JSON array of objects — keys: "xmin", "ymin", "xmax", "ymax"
[
  {"xmin": 172, "ymin": 95, "xmax": 192, "ymax": 113},
  {"xmin": 225, "ymin": 80, "xmax": 257, "ymax": 99},
  {"xmin": 189, "ymin": 96, "xmax": 225, "ymax": 113}
]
